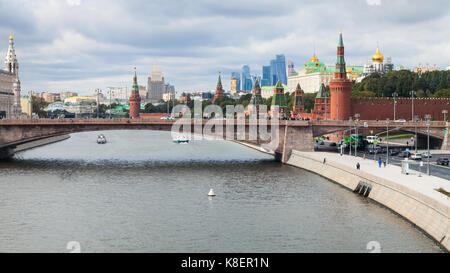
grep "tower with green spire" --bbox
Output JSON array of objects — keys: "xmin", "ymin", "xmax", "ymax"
[
  {"xmin": 293, "ymin": 83, "xmax": 304, "ymax": 115},
  {"xmin": 212, "ymin": 72, "xmax": 224, "ymax": 104},
  {"xmin": 311, "ymin": 83, "xmax": 330, "ymax": 120},
  {"xmin": 248, "ymin": 79, "xmax": 264, "ymax": 114},
  {"xmin": 270, "ymin": 80, "xmax": 287, "ymax": 119},
  {"xmin": 329, "ymin": 31, "xmax": 352, "ymax": 120},
  {"xmin": 129, "ymin": 67, "xmax": 142, "ymax": 119}
]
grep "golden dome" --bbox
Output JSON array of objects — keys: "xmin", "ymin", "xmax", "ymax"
[
  {"xmin": 9, "ymin": 32, "xmax": 13, "ymax": 41},
  {"xmin": 346, "ymin": 67, "xmax": 353, "ymax": 73},
  {"xmin": 372, "ymin": 47, "xmax": 384, "ymax": 63},
  {"xmin": 309, "ymin": 53, "xmax": 319, "ymax": 63}
]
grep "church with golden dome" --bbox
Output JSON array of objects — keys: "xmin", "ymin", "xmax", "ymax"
[
  {"xmin": 287, "ymin": 51, "xmax": 363, "ymax": 94},
  {"xmin": 359, "ymin": 45, "xmax": 394, "ymax": 82}
]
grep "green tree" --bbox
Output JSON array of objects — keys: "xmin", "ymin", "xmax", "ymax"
[
  {"xmin": 31, "ymin": 96, "xmax": 49, "ymax": 118},
  {"xmin": 433, "ymin": 88, "xmax": 450, "ymax": 98}
]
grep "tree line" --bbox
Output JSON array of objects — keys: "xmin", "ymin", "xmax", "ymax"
[{"xmin": 352, "ymin": 70, "xmax": 450, "ymax": 98}]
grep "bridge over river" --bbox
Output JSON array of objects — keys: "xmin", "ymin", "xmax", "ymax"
[{"xmin": 0, "ymin": 118, "xmax": 448, "ymax": 163}]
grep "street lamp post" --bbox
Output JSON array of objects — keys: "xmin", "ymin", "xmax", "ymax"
[
  {"xmin": 414, "ymin": 115, "xmax": 419, "ymax": 153},
  {"xmin": 425, "ymin": 114, "xmax": 431, "ymax": 176},
  {"xmin": 325, "ymin": 90, "xmax": 328, "ymax": 121},
  {"xmin": 354, "ymin": 113, "xmax": 360, "ymax": 156},
  {"xmin": 443, "ymin": 110, "xmax": 448, "ymax": 121},
  {"xmin": 348, "ymin": 117, "xmax": 352, "ymax": 156},
  {"xmin": 386, "ymin": 118, "xmax": 390, "ymax": 165},
  {"xmin": 393, "ymin": 92, "xmax": 398, "ymax": 121},
  {"xmin": 410, "ymin": 90, "xmax": 416, "ymax": 121}
]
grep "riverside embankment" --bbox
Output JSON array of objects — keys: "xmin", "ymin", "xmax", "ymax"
[
  {"xmin": 287, "ymin": 151, "xmax": 450, "ymax": 251},
  {"xmin": 13, "ymin": 135, "xmax": 70, "ymax": 153}
]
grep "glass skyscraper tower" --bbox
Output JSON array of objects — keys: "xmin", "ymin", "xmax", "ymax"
[
  {"xmin": 242, "ymin": 65, "xmax": 252, "ymax": 92},
  {"xmin": 269, "ymin": 54, "xmax": 287, "ymax": 85},
  {"xmin": 261, "ymin": 66, "xmax": 271, "ymax": 87}
]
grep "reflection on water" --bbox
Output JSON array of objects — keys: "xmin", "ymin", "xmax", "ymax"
[{"xmin": 0, "ymin": 131, "xmax": 442, "ymax": 252}]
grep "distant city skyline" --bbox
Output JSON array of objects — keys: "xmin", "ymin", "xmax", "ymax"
[{"xmin": 1, "ymin": 0, "xmax": 450, "ymax": 95}]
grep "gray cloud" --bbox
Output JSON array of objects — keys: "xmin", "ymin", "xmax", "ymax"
[{"xmin": 0, "ymin": 0, "xmax": 449, "ymax": 94}]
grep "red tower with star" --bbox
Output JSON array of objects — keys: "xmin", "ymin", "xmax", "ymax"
[
  {"xmin": 329, "ymin": 31, "xmax": 352, "ymax": 121},
  {"xmin": 129, "ymin": 68, "xmax": 141, "ymax": 119},
  {"xmin": 212, "ymin": 72, "xmax": 224, "ymax": 104}
]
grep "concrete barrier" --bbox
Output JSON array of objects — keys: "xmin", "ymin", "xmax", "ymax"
[{"xmin": 287, "ymin": 150, "xmax": 450, "ymax": 252}]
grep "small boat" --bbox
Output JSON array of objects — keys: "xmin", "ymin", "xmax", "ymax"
[
  {"xmin": 173, "ymin": 135, "xmax": 189, "ymax": 144},
  {"xmin": 97, "ymin": 134, "xmax": 107, "ymax": 144}
]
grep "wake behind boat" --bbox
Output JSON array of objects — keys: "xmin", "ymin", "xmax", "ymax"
[{"xmin": 97, "ymin": 134, "xmax": 107, "ymax": 144}]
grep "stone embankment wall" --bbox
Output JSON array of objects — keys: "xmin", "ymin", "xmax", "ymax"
[{"xmin": 287, "ymin": 150, "xmax": 449, "ymax": 251}]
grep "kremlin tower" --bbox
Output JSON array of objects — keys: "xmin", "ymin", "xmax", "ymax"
[
  {"xmin": 212, "ymin": 72, "xmax": 224, "ymax": 104},
  {"xmin": 329, "ymin": 31, "xmax": 352, "ymax": 121},
  {"xmin": 292, "ymin": 83, "xmax": 304, "ymax": 115},
  {"xmin": 129, "ymin": 68, "xmax": 141, "ymax": 119},
  {"xmin": 248, "ymin": 79, "xmax": 264, "ymax": 115},
  {"xmin": 270, "ymin": 80, "xmax": 287, "ymax": 119}
]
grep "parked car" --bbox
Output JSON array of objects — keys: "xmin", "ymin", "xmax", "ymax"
[
  {"xmin": 388, "ymin": 149, "xmax": 400, "ymax": 156},
  {"xmin": 398, "ymin": 151, "xmax": 411, "ymax": 158},
  {"xmin": 422, "ymin": 152, "xmax": 432, "ymax": 158},
  {"xmin": 319, "ymin": 141, "xmax": 325, "ymax": 145},
  {"xmin": 367, "ymin": 145, "xmax": 381, "ymax": 154},
  {"xmin": 410, "ymin": 153, "xmax": 422, "ymax": 160},
  {"xmin": 436, "ymin": 157, "xmax": 449, "ymax": 166},
  {"xmin": 329, "ymin": 142, "xmax": 337, "ymax": 147}
]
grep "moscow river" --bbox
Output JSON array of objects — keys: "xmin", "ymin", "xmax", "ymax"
[{"xmin": 0, "ymin": 131, "xmax": 442, "ymax": 252}]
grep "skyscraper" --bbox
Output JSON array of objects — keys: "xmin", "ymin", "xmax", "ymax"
[
  {"xmin": 270, "ymin": 54, "xmax": 287, "ymax": 85},
  {"xmin": 288, "ymin": 60, "xmax": 296, "ymax": 76},
  {"xmin": 241, "ymin": 65, "xmax": 252, "ymax": 92},
  {"xmin": 231, "ymin": 72, "xmax": 241, "ymax": 91},
  {"xmin": 261, "ymin": 66, "xmax": 271, "ymax": 87},
  {"xmin": 147, "ymin": 63, "xmax": 165, "ymax": 103}
]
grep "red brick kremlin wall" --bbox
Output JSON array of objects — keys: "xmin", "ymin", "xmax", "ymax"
[{"xmin": 351, "ymin": 97, "xmax": 450, "ymax": 121}]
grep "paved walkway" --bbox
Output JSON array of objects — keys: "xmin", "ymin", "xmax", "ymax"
[{"xmin": 312, "ymin": 152, "xmax": 450, "ymax": 206}]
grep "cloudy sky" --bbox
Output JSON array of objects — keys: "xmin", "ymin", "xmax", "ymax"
[{"xmin": 1, "ymin": 0, "xmax": 449, "ymax": 95}]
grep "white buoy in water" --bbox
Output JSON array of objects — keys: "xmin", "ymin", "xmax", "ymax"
[{"xmin": 208, "ymin": 189, "xmax": 216, "ymax": 197}]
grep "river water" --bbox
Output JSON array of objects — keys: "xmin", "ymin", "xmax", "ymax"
[{"xmin": 0, "ymin": 131, "xmax": 442, "ymax": 252}]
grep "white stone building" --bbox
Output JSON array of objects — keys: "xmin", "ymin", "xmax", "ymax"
[{"xmin": 0, "ymin": 33, "xmax": 21, "ymax": 118}]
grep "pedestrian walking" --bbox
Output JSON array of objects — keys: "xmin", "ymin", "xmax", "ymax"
[
  {"xmin": 383, "ymin": 160, "xmax": 386, "ymax": 167},
  {"xmin": 323, "ymin": 158, "xmax": 326, "ymax": 164},
  {"xmin": 363, "ymin": 153, "xmax": 366, "ymax": 160},
  {"xmin": 378, "ymin": 158, "xmax": 382, "ymax": 168},
  {"xmin": 356, "ymin": 162, "xmax": 360, "ymax": 170}
]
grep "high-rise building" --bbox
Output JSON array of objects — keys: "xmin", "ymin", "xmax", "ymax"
[
  {"xmin": 231, "ymin": 77, "xmax": 238, "ymax": 93},
  {"xmin": 261, "ymin": 66, "xmax": 271, "ymax": 87},
  {"xmin": 163, "ymin": 83, "xmax": 175, "ymax": 102},
  {"xmin": 329, "ymin": 31, "xmax": 352, "ymax": 121},
  {"xmin": 129, "ymin": 68, "xmax": 141, "ymax": 119},
  {"xmin": 231, "ymin": 72, "xmax": 241, "ymax": 91},
  {"xmin": 147, "ymin": 63, "xmax": 165, "ymax": 103},
  {"xmin": 270, "ymin": 54, "xmax": 287, "ymax": 85},
  {"xmin": 241, "ymin": 65, "xmax": 252, "ymax": 92},
  {"xmin": 288, "ymin": 60, "xmax": 296, "ymax": 76}
]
